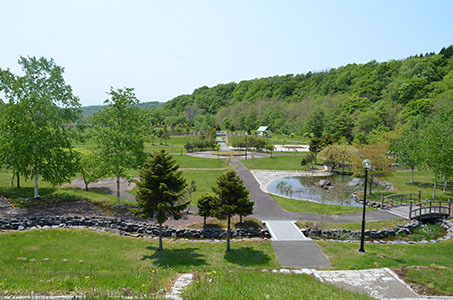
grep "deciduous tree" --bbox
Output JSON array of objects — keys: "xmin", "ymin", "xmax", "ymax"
[{"xmin": 92, "ymin": 87, "xmax": 146, "ymax": 206}]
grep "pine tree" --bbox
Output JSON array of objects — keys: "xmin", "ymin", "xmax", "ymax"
[
  {"xmin": 196, "ymin": 194, "xmax": 215, "ymax": 226},
  {"xmin": 135, "ymin": 150, "xmax": 188, "ymax": 251},
  {"xmin": 212, "ymin": 170, "xmax": 252, "ymax": 251}
]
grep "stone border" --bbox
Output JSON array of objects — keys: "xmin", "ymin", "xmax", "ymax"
[
  {"xmin": 0, "ymin": 215, "xmax": 270, "ymax": 240},
  {"xmin": 299, "ymin": 219, "xmax": 453, "ymax": 245}
]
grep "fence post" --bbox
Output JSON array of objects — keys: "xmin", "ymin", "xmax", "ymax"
[
  {"xmin": 429, "ymin": 201, "xmax": 432, "ymax": 218},
  {"xmin": 409, "ymin": 200, "xmax": 413, "ymax": 219},
  {"xmin": 381, "ymin": 193, "xmax": 384, "ymax": 208},
  {"xmin": 418, "ymin": 190, "xmax": 421, "ymax": 203},
  {"xmin": 449, "ymin": 198, "xmax": 451, "ymax": 216}
]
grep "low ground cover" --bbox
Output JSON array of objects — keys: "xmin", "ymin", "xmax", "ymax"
[
  {"xmin": 240, "ymin": 154, "xmax": 309, "ymax": 170},
  {"xmin": 317, "ymin": 239, "xmax": 453, "ymax": 295},
  {"xmin": 367, "ymin": 169, "xmax": 453, "ymax": 202},
  {"xmin": 0, "ymin": 229, "xmax": 279, "ymax": 297},
  {"xmin": 0, "ymin": 172, "xmax": 134, "ymax": 208},
  {"xmin": 183, "ymin": 269, "xmax": 374, "ymax": 300},
  {"xmin": 297, "ymin": 219, "xmax": 411, "ymax": 231},
  {"xmin": 271, "ymin": 195, "xmax": 364, "ymax": 215}
]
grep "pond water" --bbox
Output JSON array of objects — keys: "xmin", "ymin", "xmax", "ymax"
[{"xmin": 267, "ymin": 175, "xmax": 363, "ymax": 207}]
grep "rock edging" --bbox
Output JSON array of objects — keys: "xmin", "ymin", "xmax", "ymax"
[
  {"xmin": 300, "ymin": 219, "xmax": 452, "ymax": 245},
  {"xmin": 0, "ymin": 215, "xmax": 270, "ymax": 240}
]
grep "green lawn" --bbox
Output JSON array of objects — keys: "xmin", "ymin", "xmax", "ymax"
[
  {"xmin": 182, "ymin": 170, "xmax": 224, "ymax": 204},
  {"xmin": 0, "ymin": 171, "xmax": 134, "ymax": 208},
  {"xmin": 317, "ymin": 239, "xmax": 453, "ymax": 295},
  {"xmin": 297, "ymin": 219, "xmax": 410, "ymax": 231},
  {"xmin": 0, "ymin": 229, "xmax": 372, "ymax": 299},
  {"xmin": 272, "ymin": 194, "xmax": 364, "ymax": 215},
  {"xmin": 183, "ymin": 269, "xmax": 374, "ymax": 300},
  {"xmin": 367, "ymin": 169, "xmax": 453, "ymax": 202},
  {"xmin": 240, "ymin": 154, "xmax": 309, "ymax": 170}
]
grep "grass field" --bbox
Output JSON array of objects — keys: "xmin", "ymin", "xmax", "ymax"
[
  {"xmin": 0, "ymin": 171, "xmax": 135, "ymax": 208},
  {"xmin": 272, "ymin": 194, "xmax": 364, "ymax": 215},
  {"xmin": 240, "ymin": 154, "xmax": 309, "ymax": 170},
  {"xmin": 182, "ymin": 170, "xmax": 224, "ymax": 204},
  {"xmin": 297, "ymin": 219, "xmax": 411, "ymax": 231},
  {"xmin": 0, "ymin": 229, "xmax": 374, "ymax": 299},
  {"xmin": 183, "ymin": 269, "xmax": 374, "ymax": 300},
  {"xmin": 317, "ymin": 239, "xmax": 453, "ymax": 295},
  {"xmin": 367, "ymin": 169, "xmax": 453, "ymax": 202}
]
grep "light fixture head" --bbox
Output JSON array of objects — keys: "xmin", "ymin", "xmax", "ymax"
[{"xmin": 362, "ymin": 159, "xmax": 372, "ymax": 170}]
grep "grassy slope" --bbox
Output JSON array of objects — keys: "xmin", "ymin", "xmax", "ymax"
[
  {"xmin": 184, "ymin": 270, "xmax": 374, "ymax": 300},
  {"xmin": 317, "ymin": 239, "xmax": 453, "ymax": 295},
  {"xmin": 368, "ymin": 169, "xmax": 453, "ymax": 202},
  {"xmin": 0, "ymin": 229, "xmax": 278, "ymax": 296},
  {"xmin": 272, "ymin": 194, "xmax": 363, "ymax": 215},
  {"xmin": 297, "ymin": 219, "xmax": 410, "ymax": 231},
  {"xmin": 0, "ymin": 229, "xmax": 372, "ymax": 299}
]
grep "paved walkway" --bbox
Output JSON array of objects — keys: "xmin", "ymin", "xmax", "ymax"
[{"xmin": 265, "ymin": 220, "xmax": 308, "ymax": 241}]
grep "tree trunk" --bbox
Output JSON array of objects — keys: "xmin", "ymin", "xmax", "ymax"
[
  {"xmin": 116, "ymin": 167, "xmax": 121, "ymax": 206},
  {"xmin": 17, "ymin": 173, "xmax": 20, "ymax": 189},
  {"xmin": 158, "ymin": 223, "xmax": 163, "ymax": 251},
  {"xmin": 226, "ymin": 215, "xmax": 231, "ymax": 252},
  {"xmin": 81, "ymin": 169, "xmax": 88, "ymax": 191},
  {"xmin": 368, "ymin": 178, "xmax": 373, "ymax": 195},
  {"xmin": 11, "ymin": 174, "xmax": 15, "ymax": 188},
  {"xmin": 34, "ymin": 166, "xmax": 40, "ymax": 199},
  {"xmin": 443, "ymin": 178, "xmax": 448, "ymax": 193},
  {"xmin": 411, "ymin": 167, "xmax": 414, "ymax": 184},
  {"xmin": 433, "ymin": 171, "xmax": 437, "ymax": 199},
  {"xmin": 240, "ymin": 215, "xmax": 243, "ymax": 223},
  {"xmin": 203, "ymin": 216, "xmax": 206, "ymax": 226}
]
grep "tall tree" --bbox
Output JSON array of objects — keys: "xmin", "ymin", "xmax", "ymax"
[
  {"xmin": 211, "ymin": 170, "xmax": 252, "ymax": 252},
  {"xmin": 351, "ymin": 143, "xmax": 395, "ymax": 195},
  {"xmin": 319, "ymin": 143, "xmax": 354, "ymax": 173},
  {"xmin": 0, "ymin": 57, "xmax": 80, "ymax": 199},
  {"xmin": 419, "ymin": 108, "xmax": 453, "ymax": 198},
  {"xmin": 393, "ymin": 117, "xmax": 424, "ymax": 184},
  {"xmin": 305, "ymin": 109, "xmax": 325, "ymax": 138},
  {"xmin": 92, "ymin": 87, "xmax": 147, "ymax": 206},
  {"xmin": 135, "ymin": 150, "xmax": 188, "ymax": 251}
]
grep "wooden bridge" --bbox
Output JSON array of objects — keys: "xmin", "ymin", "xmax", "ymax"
[{"xmin": 380, "ymin": 192, "xmax": 451, "ymax": 220}]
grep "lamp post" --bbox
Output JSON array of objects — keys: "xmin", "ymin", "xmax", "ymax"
[
  {"xmin": 359, "ymin": 159, "xmax": 372, "ymax": 253},
  {"xmin": 245, "ymin": 132, "xmax": 248, "ymax": 160}
]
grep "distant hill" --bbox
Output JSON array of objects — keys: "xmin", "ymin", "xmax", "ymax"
[{"xmin": 80, "ymin": 101, "xmax": 163, "ymax": 117}]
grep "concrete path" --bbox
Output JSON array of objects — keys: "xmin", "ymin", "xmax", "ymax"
[
  {"xmin": 312, "ymin": 268, "xmax": 420, "ymax": 299},
  {"xmin": 272, "ymin": 241, "xmax": 331, "ymax": 268},
  {"xmin": 264, "ymin": 220, "xmax": 308, "ymax": 241}
]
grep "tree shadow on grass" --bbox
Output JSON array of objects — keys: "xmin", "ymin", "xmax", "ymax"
[
  {"xmin": 224, "ymin": 247, "xmax": 271, "ymax": 266},
  {"xmin": 142, "ymin": 245, "xmax": 207, "ymax": 267}
]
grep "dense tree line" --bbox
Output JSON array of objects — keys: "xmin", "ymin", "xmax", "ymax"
[{"xmin": 149, "ymin": 45, "xmax": 453, "ymax": 142}]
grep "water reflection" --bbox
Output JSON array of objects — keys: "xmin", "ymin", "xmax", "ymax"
[{"xmin": 267, "ymin": 175, "xmax": 362, "ymax": 207}]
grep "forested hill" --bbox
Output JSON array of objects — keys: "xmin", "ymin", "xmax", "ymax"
[
  {"xmin": 81, "ymin": 101, "xmax": 163, "ymax": 117},
  {"xmin": 152, "ymin": 45, "xmax": 453, "ymax": 141}
]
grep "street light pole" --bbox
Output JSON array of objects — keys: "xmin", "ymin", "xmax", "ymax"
[
  {"xmin": 359, "ymin": 159, "xmax": 372, "ymax": 253},
  {"xmin": 245, "ymin": 133, "xmax": 248, "ymax": 160}
]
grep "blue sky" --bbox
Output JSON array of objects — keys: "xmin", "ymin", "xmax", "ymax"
[{"xmin": 1, "ymin": 0, "xmax": 452, "ymax": 106}]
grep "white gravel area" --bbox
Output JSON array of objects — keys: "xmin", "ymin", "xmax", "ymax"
[{"xmin": 250, "ymin": 169, "xmax": 333, "ymax": 193}]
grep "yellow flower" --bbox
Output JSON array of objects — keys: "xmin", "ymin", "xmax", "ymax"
[
  {"xmin": 207, "ymin": 272, "xmax": 211, "ymax": 275},
  {"xmin": 152, "ymin": 270, "xmax": 156, "ymax": 273},
  {"xmin": 86, "ymin": 276, "xmax": 90, "ymax": 279},
  {"xmin": 141, "ymin": 284, "xmax": 145, "ymax": 287},
  {"xmin": 212, "ymin": 271, "xmax": 216, "ymax": 274}
]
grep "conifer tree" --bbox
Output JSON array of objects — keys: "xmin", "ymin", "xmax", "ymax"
[
  {"xmin": 212, "ymin": 170, "xmax": 253, "ymax": 251},
  {"xmin": 136, "ymin": 150, "xmax": 188, "ymax": 251},
  {"xmin": 196, "ymin": 194, "xmax": 215, "ymax": 226}
]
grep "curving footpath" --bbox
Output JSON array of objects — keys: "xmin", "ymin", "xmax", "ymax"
[{"xmin": 231, "ymin": 160, "xmax": 402, "ymax": 269}]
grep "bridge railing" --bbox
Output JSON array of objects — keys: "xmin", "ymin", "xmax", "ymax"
[
  {"xmin": 409, "ymin": 198, "xmax": 452, "ymax": 220},
  {"xmin": 381, "ymin": 191, "xmax": 421, "ymax": 208}
]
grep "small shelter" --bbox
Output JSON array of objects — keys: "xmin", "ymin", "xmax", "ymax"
[{"xmin": 257, "ymin": 126, "xmax": 270, "ymax": 137}]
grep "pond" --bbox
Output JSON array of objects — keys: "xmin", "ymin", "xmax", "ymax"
[{"xmin": 266, "ymin": 175, "xmax": 363, "ymax": 207}]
